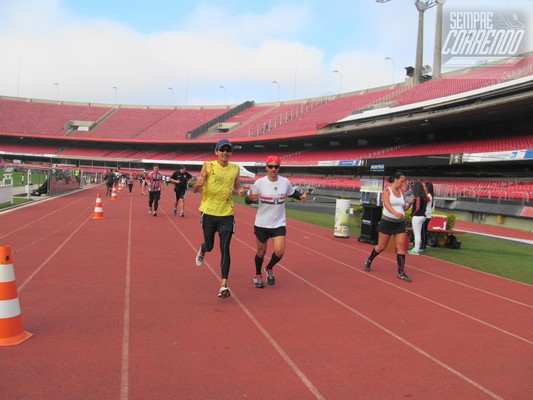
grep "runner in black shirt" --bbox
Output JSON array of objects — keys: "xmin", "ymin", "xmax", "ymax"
[{"xmin": 169, "ymin": 165, "xmax": 193, "ymax": 217}]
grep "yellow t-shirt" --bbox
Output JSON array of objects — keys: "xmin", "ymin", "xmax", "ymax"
[{"xmin": 199, "ymin": 160, "xmax": 240, "ymax": 216}]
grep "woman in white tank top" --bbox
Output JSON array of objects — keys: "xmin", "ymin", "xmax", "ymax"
[{"xmin": 363, "ymin": 172, "xmax": 414, "ymax": 282}]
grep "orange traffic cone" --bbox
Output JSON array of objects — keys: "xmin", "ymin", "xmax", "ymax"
[
  {"xmin": 0, "ymin": 245, "xmax": 33, "ymax": 346},
  {"xmin": 92, "ymin": 193, "xmax": 104, "ymax": 219},
  {"xmin": 118, "ymin": 182, "xmax": 123, "ymax": 192},
  {"xmin": 111, "ymin": 186, "xmax": 118, "ymax": 200}
]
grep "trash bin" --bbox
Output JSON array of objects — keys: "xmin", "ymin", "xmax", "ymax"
[
  {"xmin": 334, "ymin": 199, "xmax": 351, "ymax": 238},
  {"xmin": 359, "ymin": 205, "xmax": 382, "ymax": 244}
]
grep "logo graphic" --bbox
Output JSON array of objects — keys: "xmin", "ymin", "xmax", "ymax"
[{"xmin": 442, "ymin": 9, "xmax": 529, "ymax": 68}]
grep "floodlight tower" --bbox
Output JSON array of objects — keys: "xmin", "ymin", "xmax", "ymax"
[
  {"xmin": 433, "ymin": 0, "xmax": 446, "ymax": 78},
  {"xmin": 377, "ymin": 0, "xmax": 440, "ymax": 84}
]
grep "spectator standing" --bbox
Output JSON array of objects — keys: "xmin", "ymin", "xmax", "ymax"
[
  {"xmin": 421, "ymin": 181, "xmax": 434, "ymax": 251},
  {"xmin": 408, "ymin": 181, "xmax": 427, "ymax": 255},
  {"xmin": 363, "ymin": 171, "xmax": 414, "ymax": 282},
  {"xmin": 169, "ymin": 166, "xmax": 193, "ymax": 217},
  {"xmin": 143, "ymin": 165, "xmax": 164, "ymax": 216},
  {"xmin": 192, "ymin": 139, "xmax": 245, "ymax": 298},
  {"xmin": 245, "ymin": 156, "xmax": 307, "ymax": 288}
]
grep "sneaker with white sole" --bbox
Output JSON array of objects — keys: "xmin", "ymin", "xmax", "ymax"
[
  {"xmin": 195, "ymin": 248, "xmax": 204, "ymax": 267},
  {"xmin": 148, "ymin": 207, "xmax": 152, "ymax": 214},
  {"xmin": 253, "ymin": 275, "xmax": 264, "ymax": 288},
  {"xmin": 397, "ymin": 273, "xmax": 412, "ymax": 282},
  {"xmin": 265, "ymin": 268, "xmax": 275, "ymax": 285},
  {"xmin": 218, "ymin": 285, "xmax": 231, "ymax": 298},
  {"xmin": 408, "ymin": 249, "xmax": 420, "ymax": 255},
  {"xmin": 180, "ymin": 211, "xmax": 184, "ymax": 217},
  {"xmin": 364, "ymin": 259, "xmax": 372, "ymax": 272}
]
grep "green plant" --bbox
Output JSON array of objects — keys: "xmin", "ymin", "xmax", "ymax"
[{"xmin": 352, "ymin": 205, "xmax": 363, "ymax": 221}]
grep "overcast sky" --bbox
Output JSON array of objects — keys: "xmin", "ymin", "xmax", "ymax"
[{"xmin": 1, "ymin": 0, "xmax": 531, "ymax": 106}]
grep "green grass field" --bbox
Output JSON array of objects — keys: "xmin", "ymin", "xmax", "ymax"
[
  {"xmin": 0, "ymin": 197, "xmax": 33, "ymax": 209},
  {"xmin": 0, "ymin": 171, "xmax": 47, "ymax": 187},
  {"xmin": 0, "ymin": 171, "xmax": 48, "ymax": 209},
  {"xmin": 236, "ymin": 198, "xmax": 533, "ymax": 285}
]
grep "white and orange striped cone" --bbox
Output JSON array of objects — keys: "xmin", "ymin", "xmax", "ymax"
[
  {"xmin": 111, "ymin": 186, "xmax": 118, "ymax": 200},
  {"xmin": 0, "ymin": 245, "xmax": 33, "ymax": 346},
  {"xmin": 118, "ymin": 181, "xmax": 123, "ymax": 192},
  {"xmin": 92, "ymin": 193, "xmax": 104, "ymax": 219}
]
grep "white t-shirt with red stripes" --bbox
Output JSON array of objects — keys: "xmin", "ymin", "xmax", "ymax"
[{"xmin": 251, "ymin": 175, "xmax": 295, "ymax": 229}]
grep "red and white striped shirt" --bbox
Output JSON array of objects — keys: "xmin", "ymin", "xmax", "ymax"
[{"xmin": 146, "ymin": 171, "xmax": 163, "ymax": 192}]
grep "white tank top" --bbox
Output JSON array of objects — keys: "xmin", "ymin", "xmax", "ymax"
[{"xmin": 383, "ymin": 187, "xmax": 405, "ymax": 220}]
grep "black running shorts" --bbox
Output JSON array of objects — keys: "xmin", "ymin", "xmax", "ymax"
[{"xmin": 254, "ymin": 225, "xmax": 287, "ymax": 243}]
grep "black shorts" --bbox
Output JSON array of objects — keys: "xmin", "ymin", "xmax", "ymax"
[
  {"xmin": 174, "ymin": 188, "xmax": 187, "ymax": 200},
  {"xmin": 254, "ymin": 225, "xmax": 287, "ymax": 243},
  {"xmin": 378, "ymin": 218, "xmax": 406, "ymax": 235},
  {"xmin": 201, "ymin": 214, "xmax": 235, "ymax": 233}
]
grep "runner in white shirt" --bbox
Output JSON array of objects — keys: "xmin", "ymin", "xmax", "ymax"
[{"xmin": 245, "ymin": 156, "xmax": 307, "ymax": 288}]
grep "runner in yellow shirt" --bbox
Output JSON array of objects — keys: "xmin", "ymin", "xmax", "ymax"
[{"xmin": 193, "ymin": 139, "xmax": 245, "ymax": 298}]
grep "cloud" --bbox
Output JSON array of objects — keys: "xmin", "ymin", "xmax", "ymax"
[
  {"xmin": 0, "ymin": 0, "xmax": 531, "ymax": 106},
  {"xmin": 0, "ymin": 1, "xmax": 323, "ymax": 105}
]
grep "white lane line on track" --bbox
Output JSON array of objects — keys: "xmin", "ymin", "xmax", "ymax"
[
  {"xmin": 196, "ymin": 203, "xmax": 532, "ymax": 343},
  {"xmin": 281, "ymin": 256, "xmax": 505, "ymax": 400},
  {"xmin": 11, "ymin": 204, "xmax": 93, "ymax": 255},
  {"xmin": 120, "ymin": 195, "xmax": 133, "ymax": 400},
  {"xmin": 237, "ymin": 205, "xmax": 533, "ymax": 307},
  {"xmin": 17, "ymin": 214, "xmax": 92, "ymax": 292},
  {"xmin": 283, "ymin": 229, "xmax": 533, "ymax": 346},
  {"xmin": 0, "ymin": 196, "xmax": 88, "ymax": 240},
  {"xmin": 165, "ymin": 212, "xmax": 326, "ymax": 400},
  {"xmin": 230, "ymin": 232, "xmax": 505, "ymax": 400}
]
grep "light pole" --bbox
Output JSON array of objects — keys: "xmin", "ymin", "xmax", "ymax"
[
  {"xmin": 377, "ymin": 1, "xmax": 438, "ymax": 84},
  {"xmin": 219, "ymin": 85, "xmax": 226, "ymax": 107},
  {"xmin": 112, "ymin": 86, "xmax": 118, "ymax": 105},
  {"xmin": 54, "ymin": 82, "xmax": 59, "ymax": 101},
  {"xmin": 414, "ymin": 1, "xmax": 428, "ymax": 84},
  {"xmin": 433, "ymin": 0, "xmax": 446, "ymax": 78},
  {"xmin": 168, "ymin": 87, "xmax": 174, "ymax": 105},
  {"xmin": 332, "ymin": 70, "xmax": 342, "ymax": 94},
  {"xmin": 272, "ymin": 81, "xmax": 280, "ymax": 102},
  {"xmin": 385, "ymin": 57, "xmax": 396, "ymax": 84}
]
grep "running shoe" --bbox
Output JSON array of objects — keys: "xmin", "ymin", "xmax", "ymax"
[
  {"xmin": 180, "ymin": 211, "xmax": 184, "ymax": 217},
  {"xmin": 253, "ymin": 275, "xmax": 264, "ymax": 288},
  {"xmin": 407, "ymin": 249, "xmax": 420, "ymax": 255},
  {"xmin": 195, "ymin": 248, "xmax": 204, "ymax": 267},
  {"xmin": 173, "ymin": 209, "xmax": 177, "ymax": 216},
  {"xmin": 153, "ymin": 211, "xmax": 157, "ymax": 217},
  {"xmin": 148, "ymin": 207, "xmax": 152, "ymax": 214},
  {"xmin": 265, "ymin": 268, "xmax": 275, "ymax": 285},
  {"xmin": 364, "ymin": 259, "xmax": 372, "ymax": 272},
  {"xmin": 397, "ymin": 273, "xmax": 412, "ymax": 282},
  {"xmin": 218, "ymin": 285, "xmax": 231, "ymax": 298}
]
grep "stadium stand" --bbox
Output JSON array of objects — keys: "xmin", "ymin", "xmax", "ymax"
[
  {"xmin": 377, "ymin": 135, "xmax": 533, "ymax": 158},
  {"xmin": 1, "ymin": 54, "xmax": 532, "ymax": 206},
  {"xmin": 389, "ymin": 58, "xmax": 532, "ymax": 106},
  {"xmin": 0, "ymin": 98, "xmax": 110, "ymax": 136},
  {"xmin": 0, "ymin": 143, "xmax": 61, "ymax": 154}
]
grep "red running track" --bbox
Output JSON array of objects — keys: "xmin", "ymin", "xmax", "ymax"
[{"xmin": 0, "ymin": 185, "xmax": 531, "ymax": 399}]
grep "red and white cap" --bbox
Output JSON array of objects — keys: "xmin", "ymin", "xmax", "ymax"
[{"xmin": 266, "ymin": 155, "xmax": 281, "ymax": 165}]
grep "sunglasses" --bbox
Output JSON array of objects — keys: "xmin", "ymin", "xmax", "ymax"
[
  {"xmin": 217, "ymin": 146, "xmax": 232, "ymax": 153},
  {"xmin": 266, "ymin": 165, "xmax": 280, "ymax": 169}
]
